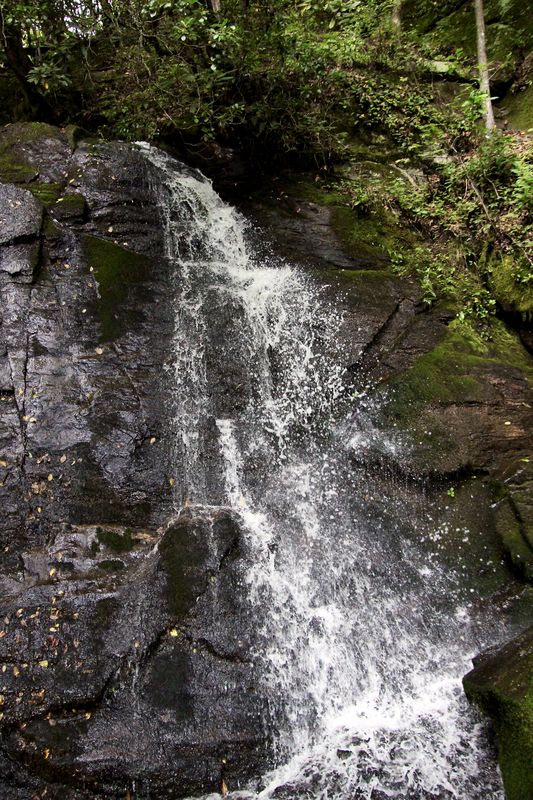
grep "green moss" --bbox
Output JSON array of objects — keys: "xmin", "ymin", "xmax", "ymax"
[
  {"xmin": 82, "ymin": 234, "xmax": 152, "ymax": 341},
  {"xmin": 27, "ymin": 182, "xmax": 62, "ymax": 207},
  {"xmin": 505, "ymin": 83, "xmax": 533, "ymax": 132},
  {"xmin": 96, "ymin": 527, "xmax": 134, "ymax": 553},
  {"xmin": 495, "ymin": 498, "xmax": 533, "ymax": 583},
  {"xmin": 58, "ymin": 192, "xmax": 86, "ymax": 212},
  {"xmin": 159, "ymin": 518, "xmax": 210, "ymax": 618},
  {"xmin": 282, "ymin": 174, "xmax": 417, "ymax": 265},
  {"xmin": 464, "ymin": 627, "xmax": 533, "ymax": 800},
  {"xmin": 387, "ymin": 319, "xmax": 533, "ymax": 424},
  {"xmin": 386, "ymin": 327, "xmax": 485, "ymax": 419},
  {"xmin": 330, "ymin": 205, "xmax": 409, "ymax": 264},
  {"xmin": 0, "ymin": 153, "xmax": 37, "ymax": 184},
  {"xmin": 0, "ymin": 123, "xmax": 67, "ymax": 185},
  {"xmin": 51, "ymin": 192, "xmax": 87, "ymax": 220},
  {"xmin": 486, "ymin": 320, "xmax": 533, "ymax": 379},
  {"xmin": 489, "ymin": 253, "xmax": 533, "ymax": 315},
  {"xmin": 0, "ymin": 122, "xmax": 59, "ymax": 149},
  {"xmin": 99, "ymin": 558, "xmax": 125, "ymax": 571}
]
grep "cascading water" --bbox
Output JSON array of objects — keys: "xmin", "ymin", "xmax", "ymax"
[{"xmin": 139, "ymin": 144, "xmax": 505, "ymax": 800}]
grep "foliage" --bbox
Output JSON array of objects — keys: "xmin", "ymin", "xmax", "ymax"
[{"xmin": 0, "ymin": 0, "xmax": 531, "ymax": 323}]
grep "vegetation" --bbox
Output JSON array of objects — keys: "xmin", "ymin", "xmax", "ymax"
[{"xmin": 0, "ymin": 0, "xmax": 531, "ymax": 328}]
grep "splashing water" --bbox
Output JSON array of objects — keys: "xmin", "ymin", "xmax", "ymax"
[{"xmin": 140, "ymin": 144, "xmax": 504, "ymax": 800}]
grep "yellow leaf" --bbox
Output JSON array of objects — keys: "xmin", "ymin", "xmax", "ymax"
[
  {"xmin": 169, "ymin": 628, "xmax": 178, "ymax": 637},
  {"xmin": 38, "ymin": 660, "xmax": 49, "ymax": 668}
]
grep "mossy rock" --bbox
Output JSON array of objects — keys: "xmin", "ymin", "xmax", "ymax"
[
  {"xmin": 0, "ymin": 154, "xmax": 38, "ymax": 184},
  {"xmin": 96, "ymin": 527, "xmax": 135, "ymax": 553},
  {"xmin": 99, "ymin": 558, "xmax": 125, "ymax": 571},
  {"xmin": 0, "ymin": 123, "xmax": 59, "ymax": 184},
  {"xmin": 489, "ymin": 253, "xmax": 533, "ymax": 316},
  {"xmin": 384, "ymin": 322, "xmax": 487, "ymax": 421},
  {"xmin": 380, "ymin": 319, "xmax": 533, "ymax": 476},
  {"xmin": 0, "ymin": 122, "xmax": 71, "ymax": 186},
  {"xmin": 386, "ymin": 319, "xmax": 533, "ymax": 424},
  {"xmin": 82, "ymin": 234, "xmax": 152, "ymax": 341},
  {"xmin": 50, "ymin": 191, "xmax": 87, "ymax": 220},
  {"xmin": 0, "ymin": 122, "xmax": 59, "ymax": 149},
  {"xmin": 494, "ymin": 496, "xmax": 533, "ymax": 583},
  {"xmin": 159, "ymin": 511, "xmax": 240, "ymax": 619},
  {"xmin": 286, "ymin": 175, "xmax": 418, "ymax": 267},
  {"xmin": 26, "ymin": 182, "xmax": 63, "ymax": 207},
  {"xmin": 504, "ymin": 83, "xmax": 533, "ymax": 132},
  {"xmin": 463, "ymin": 626, "xmax": 533, "ymax": 800}
]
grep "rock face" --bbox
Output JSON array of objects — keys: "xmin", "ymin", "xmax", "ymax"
[
  {"xmin": 0, "ymin": 122, "xmax": 532, "ymax": 799},
  {"xmin": 0, "ymin": 124, "xmax": 269, "ymax": 798},
  {"xmin": 463, "ymin": 626, "xmax": 533, "ymax": 800}
]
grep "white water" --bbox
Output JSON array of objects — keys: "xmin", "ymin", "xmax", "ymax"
[{"xmin": 140, "ymin": 144, "xmax": 504, "ymax": 800}]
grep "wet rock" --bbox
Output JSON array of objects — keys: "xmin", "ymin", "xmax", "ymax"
[
  {"xmin": 0, "ymin": 124, "xmax": 268, "ymax": 798},
  {"xmin": 463, "ymin": 626, "xmax": 533, "ymax": 800},
  {"xmin": 0, "ymin": 183, "xmax": 43, "ymax": 244},
  {"xmin": 0, "ymin": 508, "xmax": 268, "ymax": 798}
]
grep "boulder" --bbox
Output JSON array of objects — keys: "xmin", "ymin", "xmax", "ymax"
[{"xmin": 464, "ymin": 627, "xmax": 533, "ymax": 800}]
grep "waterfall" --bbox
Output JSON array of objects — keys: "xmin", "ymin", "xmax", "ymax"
[{"xmin": 139, "ymin": 144, "xmax": 504, "ymax": 800}]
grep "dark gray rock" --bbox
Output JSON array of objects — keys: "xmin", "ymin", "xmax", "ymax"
[
  {"xmin": 0, "ymin": 124, "xmax": 270, "ymax": 798},
  {"xmin": 0, "ymin": 183, "xmax": 43, "ymax": 245}
]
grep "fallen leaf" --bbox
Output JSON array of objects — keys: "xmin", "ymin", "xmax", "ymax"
[
  {"xmin": 60, "ymin": 454, "xmax": 67, "ymax": 464},
  {"xmin": 169, "ymin": 629, "xmax": 178, "ymax": 637},
  {"xmin": 38, "ymin": 660, "xmax": 49, "ymax": 668}
]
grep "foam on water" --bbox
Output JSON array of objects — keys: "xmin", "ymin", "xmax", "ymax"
[{"xmin": 140, "ymin": 144, "xmax": 504, "ymax": 800}]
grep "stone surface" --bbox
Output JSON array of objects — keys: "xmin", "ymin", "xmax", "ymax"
[
  {"xmin": 464, "ymin": 626, "xmax": 533, "ymax": 800},
  {"xmin": 0, "ymin": 122, "xmax": 532, "ymax": 798},
  {"xmin": 0, "ymin": 124, "xmax": 270, "ymax": 798},
  {"xmin": 239, "ymin": 173, "xmax": 533, "ymax": 589}
]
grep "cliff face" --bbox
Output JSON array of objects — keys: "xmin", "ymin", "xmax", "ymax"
[
  {"xmin": 0, "ymin": 124, "xmax": 270, "ymax": 798},
  {"xmin": 0, "ymin": 122, "xmax": 531, "ymax": 799}
]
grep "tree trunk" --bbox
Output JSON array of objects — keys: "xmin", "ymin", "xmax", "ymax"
[
  {"xmin": 474, "ymin": 0, "xmax": 495, "ymax": 132},
  {"xmin": 392, "ymin": 1, "xmax": 402, "ymax": 32}
]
